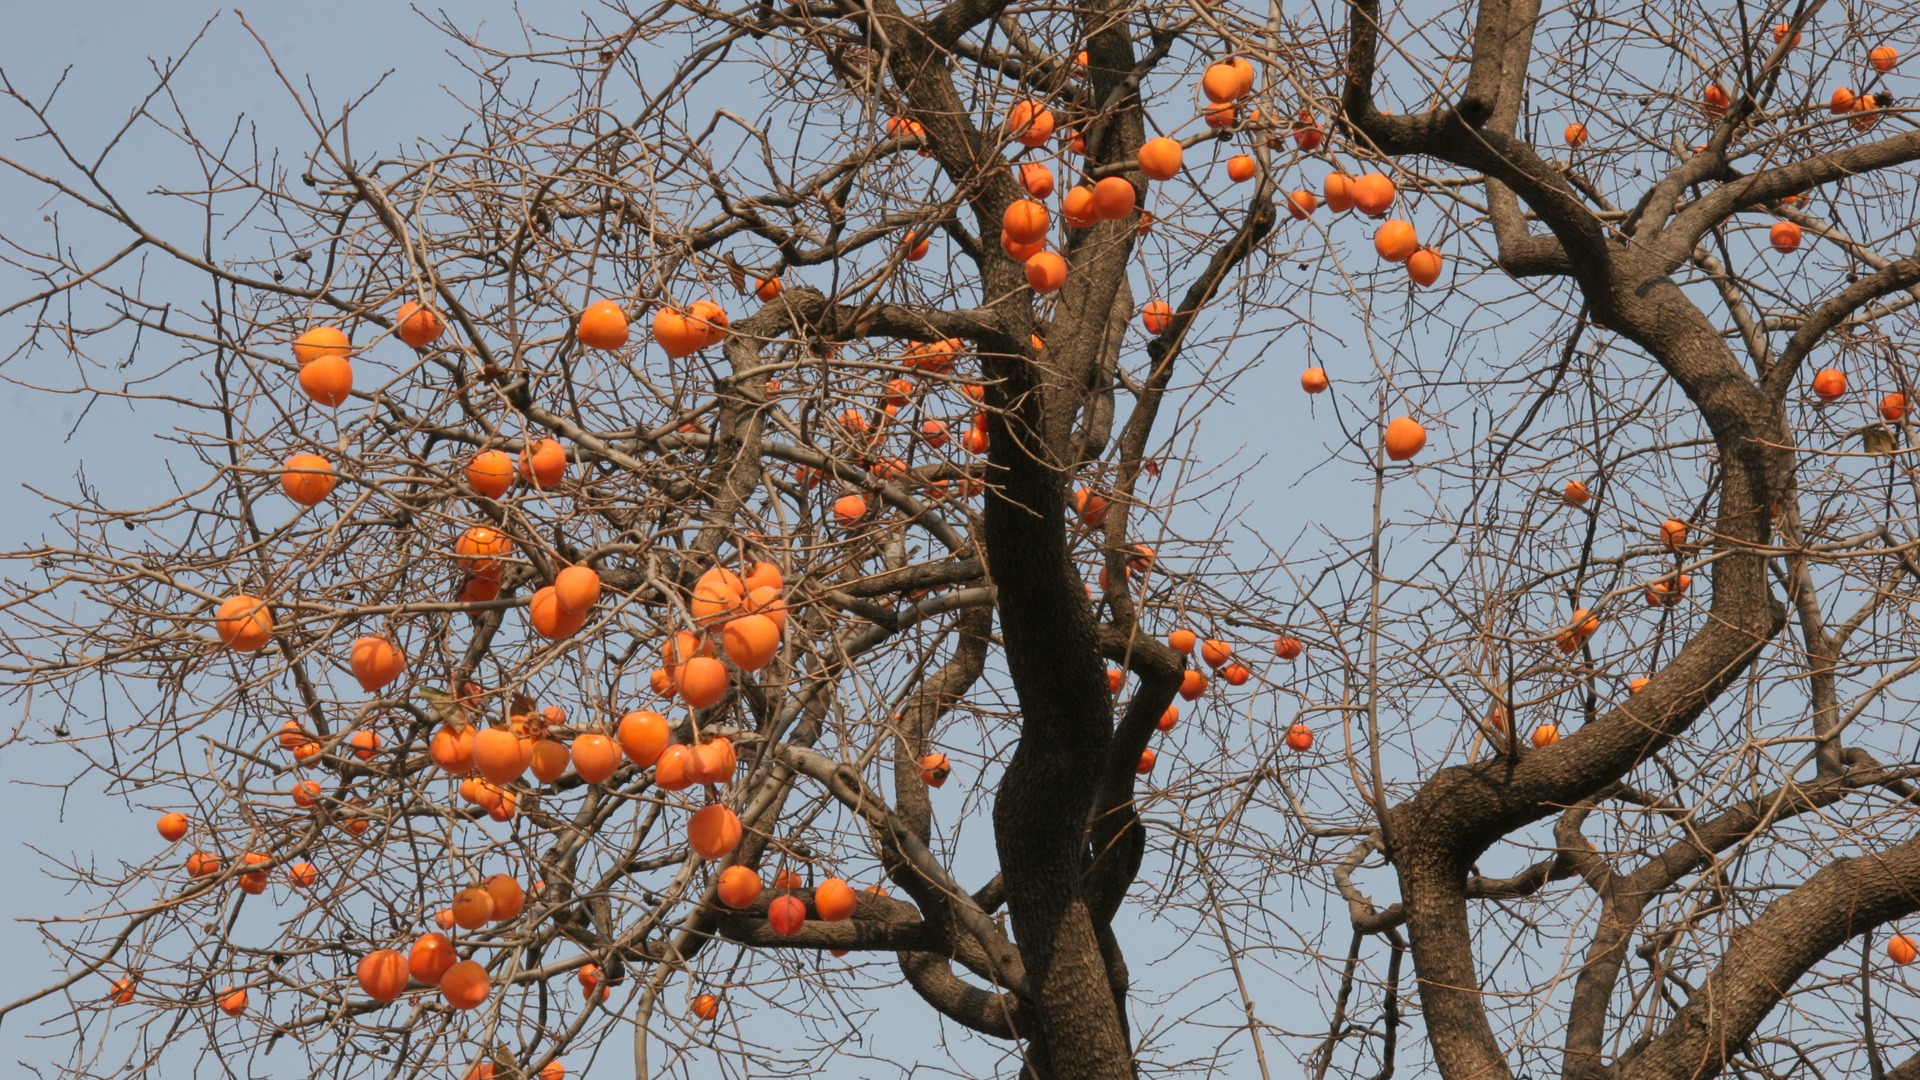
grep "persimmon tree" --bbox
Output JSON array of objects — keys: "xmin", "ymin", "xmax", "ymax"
[{"xmin": 6, "ymin": 0, "xmax": 1920, "ymax": 1078}]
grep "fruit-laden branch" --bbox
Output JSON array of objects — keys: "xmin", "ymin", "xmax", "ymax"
[
  {"xmin": 777, "ymin": 743, "xmax": 1029, "ymax": 994},
  {"xmin": 1763, "ymin": 256, "xmax": 1920, "ymax": 396},
  {"xmin": 1343, "ymin": 0, "xmax": 1582, "ymax": 279},
  {"xmin": 1658, "ymin": 130, "xmax": 1920, "ymax": 260}
]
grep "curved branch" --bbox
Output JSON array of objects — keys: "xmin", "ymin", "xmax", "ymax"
[{"xmin": 1618, "ymin": 830, "xmax": 1920, "ymax": 1080}]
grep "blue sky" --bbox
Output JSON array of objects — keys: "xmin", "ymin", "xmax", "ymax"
[{"xmin": 17, "ymin": 1, "xmax": 1915, "ymax": 1077}]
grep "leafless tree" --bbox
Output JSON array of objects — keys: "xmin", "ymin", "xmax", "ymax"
[{"xmin": 4, "ymin": 0, "xmax": 1920, "ymax": 1077}]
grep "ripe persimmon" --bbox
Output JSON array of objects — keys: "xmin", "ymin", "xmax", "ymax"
[
  {"xmin": 688, "ymin": 298, "xmax": 730, "ymax": 346},
  {"xmin": 395, "ymin": 301, "xmax": 446, "ymax": 348},
  {"xmin": 531, "ymin": 737, "xmax": 571, "ymax": 783},
  {"xmin": 349, "ymin": 635, "xmax": 405, "ymax": 692},
  {"xmin": 465, "ymin": 450, "xmax": 514, "ymax": 498},
  {"xmin": 440, "ymin": 961, "xmax": 490, "ymax": 1010},
  {"xmin": 1141, "ymin": 300, "xmax": 1173, "ymax": 334},
  {"xmin": 485, "ymin": 874, "xmax": 525, "ymax": 921},
  {"xmin": 215, "ymin": 595, "xmax": 274, "ymax": 651},
  {"xmin": 1178, "ymin": 669, "xmax": 1207, "ymax": 701},
  {"xmin": 919, "ymin": 752, "xmax": 951, "ymax": 786},
  {"xmin": 769, "ymin": 894, "xmax": 807, "ymax": 936},
  {"xmin": 832, "ymin": 494, "xmax": 868, "ymax": 526},
  {"xmin": 298, "ymin": 355, "xmax": 353, "ymax": 408},
  {"xmin": 1138, "ymin": 137, "xmax": 1183, "ymax": 181},
  {"xmin": 677, "ymin": 656, "xmax": 729, "ymax": 710},
  {"xmin": 654, "ymin": 743, "xmax": 697, "ymax": 791},
  {"xmin": 1352, "ymin": 173, "xmax": 1396, "ymax": 217},
  {"xmin": 358, "ymin": 949, "xmax": 409, "ymax": 1003},
  {"xmin": 690, "ymin": 566, "xmax": 747, "ymax": 627},
  {"xmin": 431, "ymin": 727, "xmax": 475, "ymax": 775},
  {"xmin": 519, "ymin": 438, "xmax": 566, "ymax": 489},
  {"xmin": 1812, "ymin": 367, "xmax": 1847, "ymax": 401},
  {"xmin": 529, "ymin": 585, "xmax": 589, "ymax": 639},
  {"xmin": 473, "ymin": 728, "xmax": 528, "ymax": 785},
  {"xmin": 653, "ymin": 307, "xmax": 702, "ymax": 358},
  {"xmin": 815, "ymin": 877, "xmax": 857, "ymax": 920},
  {"xmin": 616, "ymin": 711, "xmax": 670, "ymax": 773},
  {"xmin": 722, "ymin": 613, "xmax": 781, "ymax": 671},
  {"xmin": 280, "ymin": 452, "xmax": 337, "ymax": 506},
  {"xmin": 1018, "ymin": 162, "xmax": 1055, "ymax": 198},
  {"xmin": 1374, "ymin": 220, "xmax": 1418, "ymax": 262},
  {"xmin": 348, "ymin": 729, "xmax": 382, "ymax": 761},
  {"xmin": 1406, "ymin": 247, "xmax": 1443, "ymax": 286},
  {"xmin": 1061, "ymin": 185, "xmax": 1097, "ymax": 227},
  {"xmin": 292, "ymin": 326, "xmax": 351, "ymax": 365},
  {"xmin": 571, "ymin": 733, "xmax": 622, "ymax": 783},
  {"xmin": 1069, "ymin": 488, "xmax": 1109, "ymax": 529},
  {"xmin": 1003, "ymin": 200, "xmax": 1051, "ymax": 245},
  {"xmin": 577, "ymin": 300, "xmax": 630, "ymax": 350},
  {"xmin": 1324, "ymin": 172, "xmax": 1355, "ymax": 213},
  {"xmin": 1383, "ymin": 417, "xmax": 1427, "ymax": 461},
  {"xmin": 454, "ymin": 526, "xmax": 512, "ymax": 579},
  {"xmin": 1701, "ymin": 82, "xmax": 1731, "ymax": 119},
  {"xmin": 553, "ymin": 565, "xmax": 601, "ymax": 615},
  {"xmin": 717, "ymin": 866, "xmax": 763, "ymax": 908},
  {"xmin": 689, "ymin": 737, "xmax": 738, "ymax": 785},
  {"xmin": 1199, "ymin": 639, "xmax": 1232, "ymax": 669},
  {"xmin": 157, "ymin": 812, "xmax": 189, "ymax": 842},
  {"xmin": 451, "ymin": 888, "xmax": 495, "ymax": 930},
  {"xmin": 688, "ymin": 804, "xmax": 743, "ymax": 860},
  {"xmin": 1006, "ymin": 100, "xmax": 1055, "ymax": 147},
  {"xmin": 1025, "ymin": 250, "xmax": 1068, "ymax": 294},
  {"xmin": 1290, "ymin": 112, "xmax": 1320, "ymax": 148},
  {"xmin": 1202, "ymin": 61, "xmax": 1247, "ymax": 103},
  {"xmin": 409, "ymin": 933, "xmax": 456, "ymax": 985}
]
